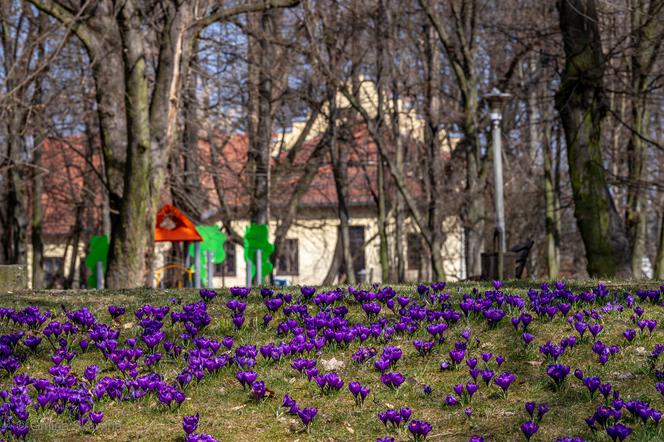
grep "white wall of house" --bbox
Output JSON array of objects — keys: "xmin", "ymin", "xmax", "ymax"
[{"xmin": 28, "ymin": 213, "xmax": 464, "ymax": 289}]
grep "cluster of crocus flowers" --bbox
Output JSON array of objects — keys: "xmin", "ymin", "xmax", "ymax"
[
  {"xmin": 380, "ymin": 371, "xmax": 405, "ymax": 390},
  {"xmin": 182, "ymin": 413, "xmax": 218, "ymax": 442},
  {"xmin": 314, "ymin": 372, "xmax": 344, "ymax": 394},
  {"xmin": 348, "ymin": 381, "xmax": 370, "ymax": 406},
  {"xmin": 0, "ymin": 281, "xmax": 661, "ymax": 441},
  {"xmin": 521, "ymin": 401, "xmax": 549, "ymax": 438},
  {"xmin": 377, "ymin": 407, "xmax": 411, "ymax": 429},
  {"xmin": 281, "ymin": 395, "xmax": 317, "ymax": 430},
  {"xmin": 408, "ymin": 419, "xmax": 432, "ymax": 441}
]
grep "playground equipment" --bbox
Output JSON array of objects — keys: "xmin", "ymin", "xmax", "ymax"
[
  {"xmin": 154, "ymin": 263, "xmax": 194, "ymax": 288},
  {"xmin": 84, "ymin": 235, "xmax": 109, "ymax": 289},
  {"xmin": 244, "ymin": 223, "xmax": 274, "ymax": 287},
  {"xmin": 154, "ymin": 204, "xmax": 203, "ymax": 288}
]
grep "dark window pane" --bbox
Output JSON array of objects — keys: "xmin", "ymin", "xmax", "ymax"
[
  {"xmin": 349, "ymin": 226, "xmax": 365, "ymax": 280},
  {"xmin": 407, "ymin": 233, "xmax": 423, "ymax": 270},
  {"xmin": 215, "ymin": 241, "xmax": 236, "ymax": 276},
  {"xmin": 79, "ymin": 257, "xmax": 88, "ymax": 289},
  {"xmin": 44, "ymin": 257, "xmax": 64, "ymax": 289},
  {"xmin": 277, "ymin": 239, "xmax": 299, "ymax": 275}
]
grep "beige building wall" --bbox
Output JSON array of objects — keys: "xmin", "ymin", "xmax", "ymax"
[{"xmin": 27, "ymin": 211, "xmax": 464, "ymax": 289}]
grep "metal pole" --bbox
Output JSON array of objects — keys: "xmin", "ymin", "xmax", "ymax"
[
  {"xmin": 491, "ymin": 110, "xmax": 505, "ymax": 280},
  {"xmin": 255, "ymin": 249, "xmax": 262, "ymax": 286},
  {"xmin": 207, "ymin": 251, "xmax": 213, "ymax": 288},
  {"xmin": 96, "ymin": 261, "xmax": 104, "ymax": 289},
  {"xmin": 194, "ymin": 241, "xmax": 201, "ymax": 288},
  {"xmin": 246, "ymin": 258, "xmax": 252, "ymax": 288}
]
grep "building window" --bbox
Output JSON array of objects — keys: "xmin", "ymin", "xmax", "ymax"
[
  {"xmin": 349, "ymin": 226, "xmax": 366, "ymax": 280},
  {"xmin": 407, "ymin": 233, "xmax": 423, "ymax": 270},
  {"xmin": 215, "ymin": 241, "xmax": 236, "ymax": 276},
  {"xmin": 79, "ymin": 257, "xmax": 88, "ymax": 289},
  {"xmin": 44, "ymin": 257, "xmax": 65, "ymax": 289},
  {"xmin": 276, "ymin": 239, "xmax": 299, "ymax": 275}
]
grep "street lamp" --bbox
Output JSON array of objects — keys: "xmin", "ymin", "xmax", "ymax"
[{"xmin": 485, "ymin": 88, "xmax": 512, "ymax": 280}]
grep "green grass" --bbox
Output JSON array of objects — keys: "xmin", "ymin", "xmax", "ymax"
[{"xmin": 1, "ymin": 280, "xmax": 663, "ymax": 442}]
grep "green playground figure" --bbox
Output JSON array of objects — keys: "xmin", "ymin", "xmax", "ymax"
[
  {"xmin": 244, "ymin": 223, "xmax": 274, "ymax": 283},
  {"xmin": 85, "ymin": 235, "xmax": 109, "ymax": 288},
  {"xmin": 188, "ymin": 226, "xmax": 227, "ymax": 282}
]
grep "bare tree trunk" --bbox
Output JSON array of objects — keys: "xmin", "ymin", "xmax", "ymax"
[
  {"xmin": 247, "ymin": 10, "xmax": 275, "ymax": 226},
  {"xmin": 625, "ymin": 0, "xmax": 664, "ymax": 278},
  {"xmin": 330, "ymin": 94, "xmax": 356, "ymax": 285},
  {"xmin": 543, "ymin": 123, "xmax": 560, "ymax": 279},
  {"xmin": 375, "ymin": 2, "xmax": 390, "ymax": 283},
  {"xmin": 656, "ymin": 211, "xmax": 664, "ymax": 280},
  {"xmin": 65, "ymin": 203, "xmax": 83, "ymax": 289},
  {"xmin": 392, "ymin": 80, "xmax": 405, "ymax": 283},
  {"xmin": 31, "ymin": 145, "xmax": 44, "ymax": 288},
  {"xmin": 106, "ymin": 0, "xmax": 152, "ymax": 288},
  {"xmin": 423, "ymin": 23, "xmax": 446, "ymax": 281},
  {"xmin": 555, "ymin": 0, "xmax": 631, "ymax": 278}
]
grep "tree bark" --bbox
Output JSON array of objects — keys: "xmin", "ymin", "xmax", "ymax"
[
  {"xmin": 106, "ymin": 0, "xmax": 152, "ymax": 288},
  {"xmin": 329, "ymin": 95, "xmax": 356, "ymax": 285},
  {"xmin": 419, "ymin": 0, "xmax": 484, "ymax": 279},
  {"xmin": 375, "ymin": 1, "xmax": 390, "ymax": 283},
  {"xmin": 247, "ymin": 10, "xmax": 275, "ymax": 226},
  {"xmin": 625, "ymin": 0, "xmax": 664, "ymax": 278},
  {"xmin": 655, "ymin": 211, "xmax": 664, "ymax": 280},
  {"xmin": 392, "ymin": 80, "xmax": 405, "ymax": 283},
  {"xmin": 555, "ymin": 0, "xmax": 631, "ymax": 278}
]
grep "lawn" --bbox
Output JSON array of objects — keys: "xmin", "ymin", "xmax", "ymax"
[{"xmin": 0, "ymin": 280, "xmax": 663, "ymax": 442}]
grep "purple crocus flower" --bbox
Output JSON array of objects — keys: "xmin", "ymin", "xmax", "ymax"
[
  {"xmin": 380, "ymin": 372, "xmax": 405, "ymax": 390},
  {"xmin": 623, "ymin": 329, "xmax": 636, "ymax": 342},
  {"xmin": 525, "ymin": 402, "xmax": 536, "ymax": 418},
  {"xmin": 449, "ymin": 349, "xmax": 465, "ymax": 365},
  {"xmin": 520, "ymin": 421, "xmax": 539, "ymax": 441},
  {"xmin": 183, "ymin": 413, "xmax": 200, "ymax": 435},
  {"xmin": 546, "ymin": 363, "xmax": 570, "ymax": 388},
  {"xmin": 583, "ymin": 376, "xmax": 601, "ymax": 398},
  {"xmin": 537, "ymin": 404, "xmax": 549, "ymax": 421},
  {"xmin": 236, "ymin": 371, "xmax": 257, "ymax": 388},
  {"xmin": 445, "ymin": 395, "xmax": 459, "ymax": 406},
  {"xmin": 480, "ymin": 369, "xmax": 494, "ymax": 386},
  {"xmin": 297, "ymin": 407, "xmax": 318, "ymax": 428},
  {"xmin": 606, "ymin": 423, "xmax": 632, "ymax": 441},
  {"xmin": 251, "ymin": 381, "xmax": 267, "ymax": 400},
  {"xmin": 23, "ymin": 335, "xmax": 41, "ymax": 350},
  {"xmin": 494, "ymin": 372, "xmax": 516, "ymax": 396},
  {"xmin": 84, "ymin": 365, "xmax": 100, "ymax": 382},
  {"xmin": 466, "ymin": 382, "xmax": 478, "ymax": 400},
  {"xmin": 496, "ymin": 355, "xmax": 505, "ymax": 366},
  {"xmin": 89, "ymin": 411, "xmax": 103, "ymax": 428},
  {"xmin": 522, "ymin": 333, "xmax": 535, "ymax": 346},
  {"xmin": 408, "ymin": 419, "xmax": 432, "ymax": 441}
]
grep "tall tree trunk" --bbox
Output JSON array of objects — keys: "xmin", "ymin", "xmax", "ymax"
[
  {"xmin": 31, "ymin": 142, "xmax": 44, "ymax": 288},
  {"xmin": 247, "ymin": 10, "xmax": 275, "ymax": 226},
  {"xmin": 543, "ymin": 123, "xmax": 560, "ymax": 279},
  {"xmin": 375, "ymin": 2, "xmax": 390, "ymax": 283},
  {"xmin": 392, "ymin": 80, "xmax": 405, "ymax": 283},
  {"xmin": 65, "ymin": 203, "xmax": 83, "ymax": 289},
  {"xmin": 555, "ymin": 0, "xmax": 631, "ymax": 278},
  {"xmin": 106, "ymin": 0, "xmax": 152, "ymax": 288},
  {"xmin": 329, "ymin": 95, "xmax": 356, "ymax": 285},
  {"xmin": 625, "ymin": 0, "xmax": 664, "ymax": 278},
  {"xmin": 655, "ymin": 211, "xmax": 664, "ymax": 280},
  {"xmin": 424, "ymin": 23, "xmax": 446, "ymax": 281}
]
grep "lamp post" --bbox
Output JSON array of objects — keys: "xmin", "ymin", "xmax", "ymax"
[{"xmin": 485, "ymin": 88, "xmax": 511, "ymax": 280}]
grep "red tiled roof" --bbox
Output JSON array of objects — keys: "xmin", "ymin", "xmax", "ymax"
[{"xmin": 40, "ymin": 121, "xmax": 441, "ymax": 236}]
